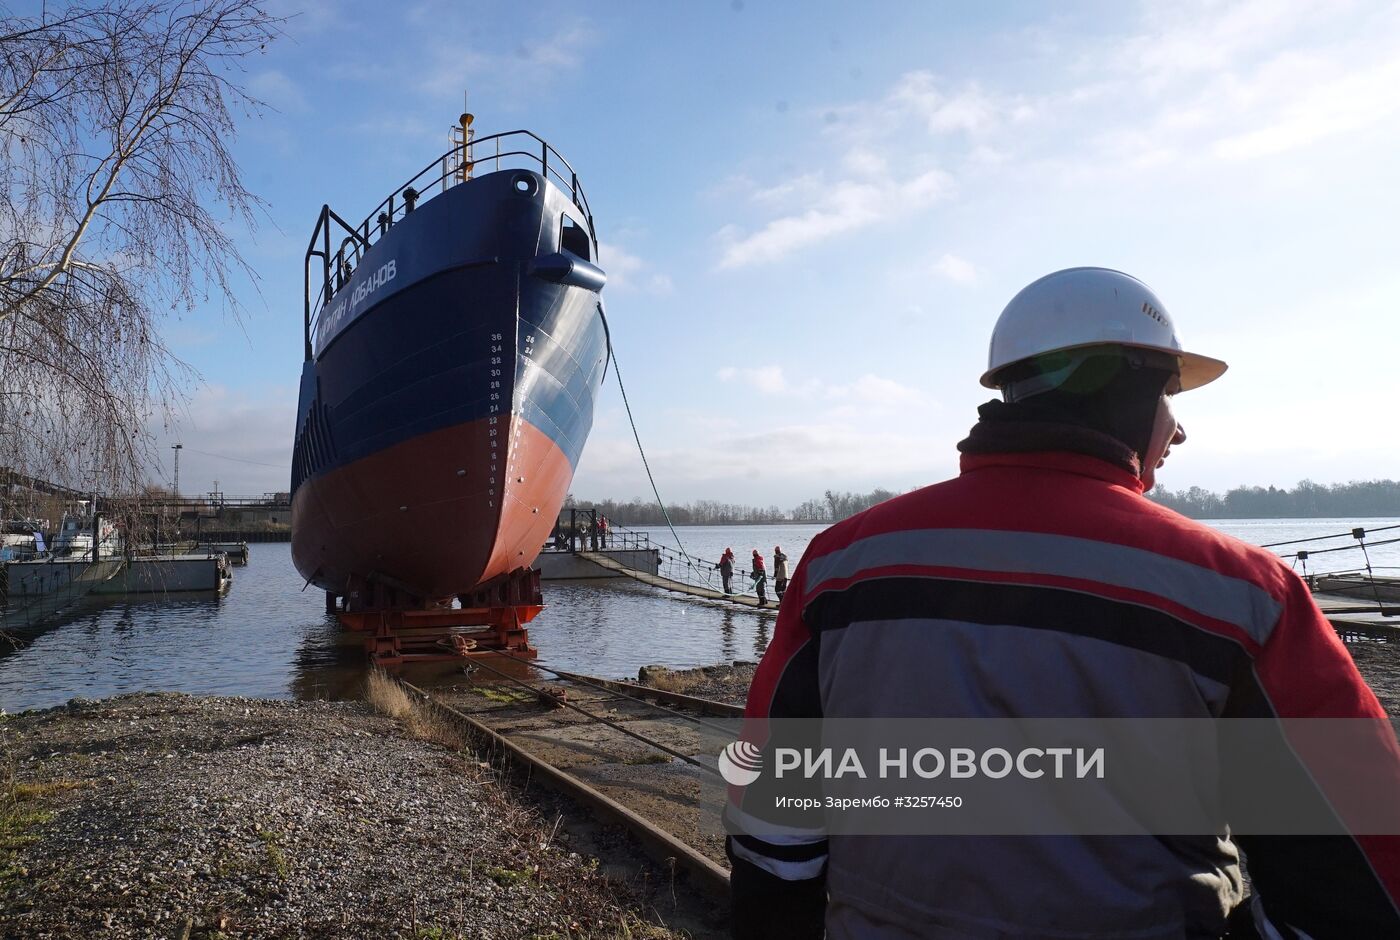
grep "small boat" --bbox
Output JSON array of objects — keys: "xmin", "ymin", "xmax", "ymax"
[
  {"xmin": 0, "ymin": 520, "xmax": 45, "ymax": 561},
  {"xmin": 52, "ymin": 504, "xmax": 121, "ymax": 561}
]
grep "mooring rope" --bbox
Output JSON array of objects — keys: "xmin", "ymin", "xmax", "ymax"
[
  {"xmin": 596, "ymin": 307, "xmax": 700, "ymax": 576},
  {"xmin": 1262, "ymin": 523, "xmax": 1400, "ymax": 549},
  {"xmin": 1277, "ymin": 536, "xmax": 1400, "ymax": 559}
]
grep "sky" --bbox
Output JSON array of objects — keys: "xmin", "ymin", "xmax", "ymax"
[{"xmin": 105, "ymin": 0, "xmax": 1400, "ymax": 505}]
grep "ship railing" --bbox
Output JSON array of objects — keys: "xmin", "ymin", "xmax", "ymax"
[{"xmin": 304, "ymin": 130, "xmax": 596, "ymax": 360}]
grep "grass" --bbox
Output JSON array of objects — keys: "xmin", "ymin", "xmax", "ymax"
[
  {"xmin": 256, "ymin": 829, "xmax": 289, "ymax": 880},
  {"xmin": 533, "ymin": 914, "xmax": 679, "ymax": 939},
  {"xmin": 604, "ymin": 915, "xmax": 680, "ymax": 939},
  {"xmin": 639, "ymin": 669, "xmax": 702, "ymax": 695},
  {"xmin": 622, "ymin": 752, "xmax": 673, "ymax": 766},
  {"xmin": 485, "ymin": 865, "xmax": 534, "ymax": 888},
  {"xmin": 470, "ymin": 686, "xmax": 537, "ymax": 705},
  {"xmin": 0, "ymin": 766, "xmax": 82, "ymax": 887},
  {"xmin": 364, "ymin": 668, "xmax": 461, "ymax": 749}
]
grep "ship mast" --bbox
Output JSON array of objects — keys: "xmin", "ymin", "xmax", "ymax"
[{"xmin": 451, "ymin": 91, "xmax": 475, "ymax": 185}]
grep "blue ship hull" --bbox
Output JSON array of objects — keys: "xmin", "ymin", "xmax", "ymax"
[{"xmin": 291, "ymin": 166, "xmax": 608, "ymax": 601}]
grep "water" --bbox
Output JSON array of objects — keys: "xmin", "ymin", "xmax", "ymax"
[{"xmin": 0, "ymin": 519, "xmax": 1396, "ymax": 712}]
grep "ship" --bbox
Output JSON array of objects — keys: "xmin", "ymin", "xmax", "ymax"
[{"xmin": 291, "ymin": 117, "xmax": 610, "ymax": 663}]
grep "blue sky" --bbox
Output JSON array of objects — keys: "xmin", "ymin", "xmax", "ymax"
[{"xmin": 136, "ymin": 0, "xmax": 1400, "ymax": 504}]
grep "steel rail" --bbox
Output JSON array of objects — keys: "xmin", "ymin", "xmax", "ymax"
[
  {"xmin": 543, "ymin": 667, "xmax": 745, "ymax": 719},
  {"xmin": 399, "ymin": 678, "xmax": 731, "ymax": 900},
  {"xmin": 465, "ymin": 655, "xmax": 725, "ymax": 779},
  {"xmin": 477, "ymin": 651, "xmax": 741, "ymax": 732}
]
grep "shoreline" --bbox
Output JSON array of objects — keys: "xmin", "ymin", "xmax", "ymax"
[{"xmin": 636, "ymin": 663, "xmax": 756, "ymax": 707}]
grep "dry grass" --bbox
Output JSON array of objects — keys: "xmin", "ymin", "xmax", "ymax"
[
  {"xmin": 364, "ymin": 669, "xmax": 461, "ymax": 749},
  {"xmin": 640, "ymin": 669, "xmax": 702, "ymax": 695},
  {"xmin": 0, "ymin": 759, "xmax": 84, "ymax": 887}
]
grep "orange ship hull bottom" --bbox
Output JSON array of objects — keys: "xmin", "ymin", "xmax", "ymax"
[{"xmin": 291, "ymin": 413, "xmax": 575, "ymax": 602}]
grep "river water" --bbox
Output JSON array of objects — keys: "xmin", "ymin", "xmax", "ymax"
[{"xmin": 1, "ymin": 518, "xmax": 1397, "ymax": 712}]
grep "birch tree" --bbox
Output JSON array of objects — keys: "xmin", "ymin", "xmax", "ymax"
[{"xmin": 0, "ymin": 0, "xmax": 280, "ymax": 494}]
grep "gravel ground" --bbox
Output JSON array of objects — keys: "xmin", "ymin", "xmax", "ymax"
[
  {"xmin": 0, "ymin": 693, "xmax": 684, "ymax": 939},
  {"xmin": 1345, "ymin": 639, "xmax": 1400, "ymax": 716}
]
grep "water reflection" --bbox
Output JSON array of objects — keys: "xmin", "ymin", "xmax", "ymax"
[
  {"xmin": 291, "ymin": 616, "xmax": 370, "ymax": 702},
  {"xmin": 720, "ymin": 607, "xmax": 737, "ymax": 662},
  {"xmin": 754, "ymin": 615, "xmax": 771, "ymax": 661}
]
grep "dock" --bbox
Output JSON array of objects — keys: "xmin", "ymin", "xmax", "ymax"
[
  {"xmin": 91, "ymin": 553, "xmax": 232, "ymax": 595},
  {"xmin": 536, "ymin": 546, "xmax": 659, "ymax": 580},
  {"xmin": 576, "ymin": 550, "xmax": 778, "ymax": 609},
  {"xmin": 1315, "ymin": 592, "xmax": 1400, "ymax": 641}
]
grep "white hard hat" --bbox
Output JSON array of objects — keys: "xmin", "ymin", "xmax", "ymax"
[{"xmin": 981, "ymin": 267, "xmax": 1227, "ymax": 392}]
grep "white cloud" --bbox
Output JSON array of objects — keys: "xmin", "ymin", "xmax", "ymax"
[
  {"xmin": 933, "ymin": 253, "xmax": 978, "ymax": 284},
  {"xmin": 597, "ymin": 241, "xmax": 673, "ymax": 294},
  {"xmin": 416, "ymin": 21, "xmax": 598, "ymax": 97},
  {"xmin": 717, "ymin": 364, "xmax": 789, "ymax": 395},
  {"xmin": 717, "ymin": 364, "xmax": 927, "ymax": 411},
  {"xmin": 1118, "ymin": 0, "xmax": 1345, "ymax": 88},
  {"xmin": 712, "ymin": 69, "xmax": 1034, "ymax": 269},
  {"xmin": 717, "ymin": 169, "xmax": 952, "ymax": 269},
  {"xmin": 843, "ymin": 148, "xmax": 889, "ymax": 177},
  {"xmin": 1211, "ymin": 55, "xmax": 1400, "ymax": 160},
  {"xmin": 573, "ymin": 417, "xmax": 954, "ymax": 504},
  {"xmin": 1080, "ymin": 0, "xmax": 1400, "ymax": 171},
  {"xmin": 247, "ymin": 70, "xmax": 308, "ymax": 113},
  {"xmin": 884, "ymin": 72, "xmax": 1031, "ymax": 135},
  {"xmin": 350, "ymin": 115, "xmax": 437, "ymax": 144},
  {"xmin": 151, "ymin": 386, "xmax": 295, "ymax": 495}
]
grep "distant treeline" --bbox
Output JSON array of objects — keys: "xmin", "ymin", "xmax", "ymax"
[
  {"xmin": 567, "ymin": 489, "xmax": 906, "ymax": 526},
  {"xmin": 571, "ymin": 479, "xmax": 1400, "ymax": 526},
  {"xmin": 1148, "ymin": 480, "xmax": 1400, "ymax": 519}
]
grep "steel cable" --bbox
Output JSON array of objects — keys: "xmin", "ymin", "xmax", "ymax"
[
  {"xmin": 595, "ymin": 308, "xmax": 700, "ymax": 579},
  {"xmin": 478, "ymin": 650, "xmax": 739, "ymax": 735},
  {"xmin": 464, "ymin": 653, "xmax": 724, "ymax": 778},
  {"xmin": 1262, "ymin": 523, "xmax": 1400, "ymax": 548}
]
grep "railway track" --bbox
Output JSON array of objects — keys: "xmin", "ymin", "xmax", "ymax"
[{"xmin": 395, "ymin": 657, "xmax": 742, "ymax": 901}]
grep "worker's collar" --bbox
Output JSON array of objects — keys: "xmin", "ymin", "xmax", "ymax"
[
  {"xmin": 958, "ymin": 399, "xmax": 1145, "ymax": 494},
  {"xmin": 959, "ymin": 451, "xmax": 1145, "ymax": 494}
]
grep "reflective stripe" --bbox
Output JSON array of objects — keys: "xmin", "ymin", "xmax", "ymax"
[
  {"xmin": 818, "ymin": 616, "xmax": 1233, "ymax": 715},
  {"xmin": 724, "ymin": 802, "xmax": 828, "ymax": 843},
  {"xmin": 729, "ymin": 834, "xmax": 828, "ymax": 881},
  {"xmin": 804, "ymin": 529, "xmax": 1282, "ymax": 645}
]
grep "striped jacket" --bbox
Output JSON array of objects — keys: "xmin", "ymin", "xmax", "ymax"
[{"xmin": 727, "ymin": 450, "xmax": 1400, "ymax": 939}]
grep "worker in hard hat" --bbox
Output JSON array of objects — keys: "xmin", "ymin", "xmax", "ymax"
[{"xmin": 726, "ymin": 268, "xmax": 1400, "ymax": 938}]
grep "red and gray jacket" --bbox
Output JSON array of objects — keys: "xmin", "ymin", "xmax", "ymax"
[{"xmin": 727, "ymin": 449, "xmax": 1400, "ymax": 939}]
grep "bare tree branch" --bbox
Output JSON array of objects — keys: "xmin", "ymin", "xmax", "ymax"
[{"xmin": 0, "ymin": 0, "xmax": 281, "ymax": 492}]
